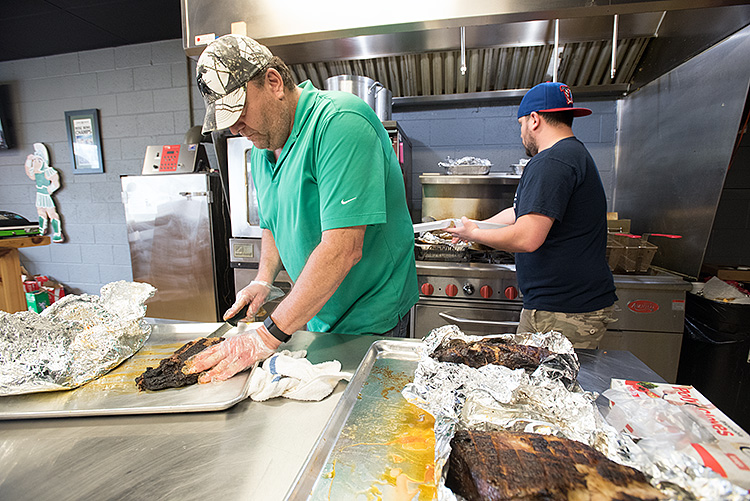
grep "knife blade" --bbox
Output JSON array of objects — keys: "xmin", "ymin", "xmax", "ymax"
[{"xmin": 209, "ymin": 303, "xmax": 251, "ymax": 338}]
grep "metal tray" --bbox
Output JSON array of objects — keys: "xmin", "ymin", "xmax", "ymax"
[
  {"xmin": 413, "ymin": 218, "xmax": 506, "ymax": 233},
  {"xmin": 286, "ymin": 339, "xmax": 438, "ymax": 500},
  {"xmin": 438, "ymin": 162, "xmax": 492, "ymax": 175},
  {"xmin": 0, "ymin": 322, "xmax": 255, "ymax": 420}
]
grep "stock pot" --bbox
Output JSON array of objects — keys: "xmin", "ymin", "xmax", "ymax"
[{"xmin": 324, "ymin": 75, "xmax": 392, "ymax": 121}]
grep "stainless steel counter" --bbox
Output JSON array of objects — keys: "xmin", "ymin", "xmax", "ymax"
[{"xmin": 0, "ymin": 326, "xmax": 663, "ymax": 501}]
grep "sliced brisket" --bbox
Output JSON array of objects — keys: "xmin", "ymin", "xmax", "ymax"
[
  {"xmin": 447, "ymin": 429, "xmax": 663, "ymax": 501},
  {"xmin": 135, "ymin": 336, "xmax": 224, "ymax": 391},
  {"xmin": 431, "ymin": 337, "xmax": 553, "ymax": 371}
]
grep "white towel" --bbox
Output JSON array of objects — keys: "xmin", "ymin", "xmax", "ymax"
[{"xmin": 247, "ymin": 350, "xmax": 353, "ymax": 402}]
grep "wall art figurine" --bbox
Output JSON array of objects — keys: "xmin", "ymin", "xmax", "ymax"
[{"xmin": 24, "ymin": 142, "xmax": 64, "ymax": 243}]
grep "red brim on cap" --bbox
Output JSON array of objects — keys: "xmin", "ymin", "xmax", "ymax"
[{"xmin": 538, "ymin": 106, "xmax": 592, "ymax": 117}]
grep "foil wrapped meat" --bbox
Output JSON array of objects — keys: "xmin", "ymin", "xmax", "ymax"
[
  {"xmin": 0, "ymin": 281, "xmax": 156, "ymax": 395},
  {"xmin": 403, "ymin": 326, "xmax": 750, "ymax": 500}
]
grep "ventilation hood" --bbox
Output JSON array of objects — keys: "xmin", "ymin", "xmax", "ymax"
[{"xmin": 182, "ymin": 1, "xmax": 750, "ymax": 102}]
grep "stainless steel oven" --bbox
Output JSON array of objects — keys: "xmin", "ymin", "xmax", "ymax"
[
  {"xmin": 600, "ymin": 272, "xmax": 691, "ymax": 383},
  {"xmin": 226, "ymin": 136, "xmax": 294, "ymax": 320},
  {"xmin": 230, "ymin": 237, "xmax": 294, "ymax": 319},
  {"xmin": 411, "ymin": 260, "xmax": 523, "ymax": 338},
  {"xmin": 411, "ymin": 252, "xmax": 690, "ymax": 383}
]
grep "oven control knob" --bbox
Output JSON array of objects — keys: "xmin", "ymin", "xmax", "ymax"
[
  {"xmin": 463, "ymin": 283, "xmax": 474, "ymax": 295},
  {"xmin": 420, "ymin": 283, "xmax": 434, "ymax": 296},
  {"xmin": 504, "ymin": 286, "xmax": 518, "ymax": 300},
  {"xmin": 445, "ymin": 284, "xmax": 458, "ymax": 297},
  {"xmin": 480, "ymin": 285, "xmax": 493, "ymax": 298}
]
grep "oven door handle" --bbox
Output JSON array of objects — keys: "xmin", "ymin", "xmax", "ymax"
[{"xmin": 438, "ymin": 312, "xmax": 519, "ymax": 328}]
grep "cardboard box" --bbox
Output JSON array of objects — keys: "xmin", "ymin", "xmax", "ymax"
[
  {"xmin": 25, "ymin": 289, "xmax": 50, "ymax": 313},
  {"xmin": 607, "ymin": 219, "xmax": 631, "ymax": 233},
  {"xmin": 702, "ymin": 264, "xmax": 750, "ymax": 282},
  {"xmin": 606, "ymin": 379, "xmax": 750, "ymax": 489}
]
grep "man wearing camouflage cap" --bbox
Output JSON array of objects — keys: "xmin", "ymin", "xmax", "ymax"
[{"xmin": 184, "ymin": 35, "xmax": 418, "ymax": 383}]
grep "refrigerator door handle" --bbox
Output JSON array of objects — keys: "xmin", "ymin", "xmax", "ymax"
[
  {"xmin": 438, "ymin": 312, "xmax": 519, "ymax": 328},
  {"xmin": 179, "ymin": 191, "xmax": 212, "ymax": 202}
]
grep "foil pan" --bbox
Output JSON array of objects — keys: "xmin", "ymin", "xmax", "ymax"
[
  {"xmin": 438, "ymin": 156, "xmax": 492, "ymax": 175},
  {"xmin": 0, "ymin": 281, "xmax": 156, "ymax": 396},
  {"xmin": 402, "ymin": 325, "xmax": 749, "ymax": 501}
]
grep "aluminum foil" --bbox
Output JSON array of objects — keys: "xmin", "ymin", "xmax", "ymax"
[
  {"xmin": 402, "ymin": 325, "xmax": 749, "ymax": 501},
  {"xmin": 0, "ymin": 281, "xmax": 156, "ymax": 395},
  {"xmin": 438, "ymin": 156, "xmax": 492, "ymax": 175},
  {"xmin": 416, "ymin": 230, "xmax": 470, "ymax": 251}
]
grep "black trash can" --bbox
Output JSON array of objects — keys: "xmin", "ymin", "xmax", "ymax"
[{"xmin": 676, "ymin": 292, "xmax": 750, "ymax": 432}]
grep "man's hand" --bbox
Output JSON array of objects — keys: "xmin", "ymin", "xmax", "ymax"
[
  {"xmin": 223, "ymin": 281, "xmax": 272, "ymax": 322},
  {"xmin": 183, "ymin": 326, "xmax": 282, "ymax": 383},
  {"xmin": 445, "ymin": 216, "xmax": 478, "ymax": 244}
]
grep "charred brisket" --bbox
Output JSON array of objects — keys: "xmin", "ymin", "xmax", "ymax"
[
  {"xmin": 135, "ymin": 337, "xmax": 223, "ymax": 391},
  {"xmin": 431, "ymin": 337, "xmax": 553, "ymax": 371},
  {"xmin": 447, "ymin": 429, "xmax": 663, "ymax": 501}
]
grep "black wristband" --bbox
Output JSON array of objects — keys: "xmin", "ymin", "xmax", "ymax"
[{"xmin": 263, "ymin": 315, "xmax": 291, "ymax": 343}]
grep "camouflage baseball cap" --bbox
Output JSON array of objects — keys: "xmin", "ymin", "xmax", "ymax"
[{"xmin": 196, "ymin": 35, "xmax": 273, "ymax": 133}]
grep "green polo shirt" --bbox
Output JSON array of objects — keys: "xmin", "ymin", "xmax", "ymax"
[{"xmin": 251, "ymin": 80, "xmax": 418, "ymax": 334}]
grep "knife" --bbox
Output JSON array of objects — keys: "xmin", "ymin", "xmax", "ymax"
[{"xmin": 210, "ymin": 303, "xmax": 251, "ymax": 338}]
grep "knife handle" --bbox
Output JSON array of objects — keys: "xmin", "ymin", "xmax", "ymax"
[{"xmin": 225, "ymin": 303, "xmax": 251, "ymax": 326}]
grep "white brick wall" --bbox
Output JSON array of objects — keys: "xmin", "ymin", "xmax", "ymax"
[{"xmin": 0, "ymin": 39, "xmax": 203, "ymax": 295}]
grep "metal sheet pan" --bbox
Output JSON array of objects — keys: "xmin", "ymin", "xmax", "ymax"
[
  {"xmin": 413, "ymin": 218, "xmax": 505, "ymax": 233},
  {"xmin": 286, "ymin": 339, "xmax": 437, "ymax": 500},
  {"xmin": 0, "ymin": 322, "xmax": 255, "ymax": 420}
]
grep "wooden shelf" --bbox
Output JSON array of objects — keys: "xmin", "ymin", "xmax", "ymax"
[{"xmin": 0, "ymin": 236, "xmax": 51, "ymax": 313}]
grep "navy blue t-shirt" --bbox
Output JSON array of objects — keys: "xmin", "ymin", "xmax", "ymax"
[{"xmin": 514, "ymin": 137, "xmax": 617, "ymax": 313}]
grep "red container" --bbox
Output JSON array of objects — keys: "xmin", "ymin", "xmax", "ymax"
[
  {"xmin": 23, "ymin": 280, "xmax": 40, "ymax": 292},
  {"xmin": 44, "ymin": 286, "xmax": 66, "ymax": 304}
]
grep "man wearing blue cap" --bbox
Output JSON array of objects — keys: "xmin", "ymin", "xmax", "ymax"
[{"xmin": 447, "ymin": 82, "xmax": 617, "ymax": 349}]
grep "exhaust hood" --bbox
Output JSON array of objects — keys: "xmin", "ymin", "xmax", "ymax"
[{"xmin": 182, "ymin": 1, "xmax": 750, "ymax": 101}]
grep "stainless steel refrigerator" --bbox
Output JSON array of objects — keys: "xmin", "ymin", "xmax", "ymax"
[{"xmin": 121, "ymin": 171, "xmax": 233, "ymax": 322}]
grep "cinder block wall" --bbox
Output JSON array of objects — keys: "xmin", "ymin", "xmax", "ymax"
[
  {"xmin": 393, "ymin": 100, "xmax": 618, "ymax": 218},
  {"xmin": 0, "ymin": 37, "xmax": 618, "ymax": 298},
  {"xmin": 0, "ymin": 40, "xmax": 205, "ymax": 295}
]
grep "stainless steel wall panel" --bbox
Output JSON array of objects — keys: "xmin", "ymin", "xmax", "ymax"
[
  {"xmin": 614, "ymin": 24, "xmax": 750, "ymax": 278},
  {"xmin": 184, "ymin": 1, "xmax": 750, "ymax": 99},
  {"xmin": 182, "ymin": 1, "xmax": 733, "ymax": 60}
]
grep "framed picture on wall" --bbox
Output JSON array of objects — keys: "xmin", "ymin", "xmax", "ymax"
[{"xmin": 64, "ymin": 109, "xmax": 104, "ymax": 174}]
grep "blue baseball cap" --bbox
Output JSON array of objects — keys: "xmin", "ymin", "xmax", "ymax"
[{"xmin": 517, "ymin": 82, "xmax": 592, "ymax": 119}]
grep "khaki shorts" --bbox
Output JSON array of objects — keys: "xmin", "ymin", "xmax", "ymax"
[{"xmin": 517, "ymin": 305, "xmax": 617, "ymax": 349}]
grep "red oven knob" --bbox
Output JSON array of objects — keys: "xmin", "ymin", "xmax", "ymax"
[
  {"xmin": 480, "ymin": 285, "xmax": 493, "ymax": 299},
  {"xmin": 445, "ymin": 284, "xmax": 458, "ymax": 297},
  {"xmin": 504, "ymin": 286, "xmax": 518, "ymax": 300},
  {"xmin": 420, "ymin": 283, "xmax": 434, "ymax": 296}
]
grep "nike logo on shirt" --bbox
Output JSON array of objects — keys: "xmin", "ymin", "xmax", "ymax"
[{"xmin": 341, "ymin": 197, "xmax": 357, "ymax": 205}]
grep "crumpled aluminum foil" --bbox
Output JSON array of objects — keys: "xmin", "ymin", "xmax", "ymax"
[
  {"xmin": 402, "ymin": 325, "xmax": 749, "ymax": 501},
  {"xmin": 416, "ymin": 230, "xmax": 470, "ymax": 251},
  {"xmin": 0, "ymin": 281, "xmax": 156, "ymax": 395}
]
